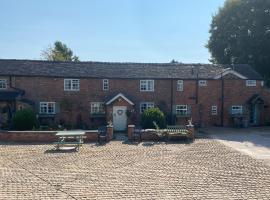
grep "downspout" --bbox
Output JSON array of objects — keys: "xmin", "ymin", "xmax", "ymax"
[
  {"xmin": 170, "ymin": 78, "xmax": 174, "ymax": 125},
  {"xmin": 196, "ymin": 73, "xmax": 199, "ymax": 104},
  {"xmin": 221, "ymin": 73, "xmax": 224, "ymax": 127},
  {"xmin": 9, "ymin": 76, "xmax": 25, "ymax": 95}
]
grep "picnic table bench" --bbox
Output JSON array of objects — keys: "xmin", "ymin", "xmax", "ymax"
[{"xmin": 54, "ymin": 131, "xmax": 86, "ymax": 150}]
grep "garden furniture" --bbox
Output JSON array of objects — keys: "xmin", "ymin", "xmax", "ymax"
[{"xmin": 54, "ymin": 131, "xmax": 85, "ymax": 151}]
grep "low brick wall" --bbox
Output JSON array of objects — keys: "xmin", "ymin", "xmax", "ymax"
[
  {"xmin": 141, "ymin": 130, "xmax": 160, "ymax": 141},
  {"xmin": 85, "ymin": 131, "xmax": 98, "ymax": 142},
  {"xmin": 0, "ymin": 130, "xmax": 98, "ymax": 143}
]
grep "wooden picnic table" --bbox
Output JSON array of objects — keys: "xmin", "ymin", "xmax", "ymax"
[{"xmin": 54, "ymin": 131, "xmax": 86, "ymax": 150}]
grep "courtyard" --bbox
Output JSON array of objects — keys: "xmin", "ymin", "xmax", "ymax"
[{"xmin": 0, "ymin": 136, "xmax": 270, "ymax": 199}]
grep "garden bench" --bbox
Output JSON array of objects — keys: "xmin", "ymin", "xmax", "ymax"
[{"xmin": 165, "ymin": 125, "xmax": 189, "ymax": 140}]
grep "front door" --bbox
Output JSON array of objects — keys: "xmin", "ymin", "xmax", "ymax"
[
  {"xmin": 250, "ymin": 104, "xmax": 260, "ymax": 126},
  {"xmin": 113, "ymin": 106, "xmax": 127, "ymax": 131}
]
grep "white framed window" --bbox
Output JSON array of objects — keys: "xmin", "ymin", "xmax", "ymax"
[
  {"xmin": 140, "ymin": 102, "xmax": 154, "ymax": 113},
  {"xmin": 39, "ymin": 102, "xmax": 56, "ymax": 114},
  {"xmin": 140, "ymin": 80, "xmax": 154, "ymax": 92},
  {"xmin": 231, "ymin": 105, "xmax": 243, "ymax": 114},
  {"xmin": 0, "ymin": 79, "xmax": 7, "ymax": 89},
  {"xmin": 103, "ymin": 79, "xmax": 109, "ymax": 91},
  {"xmin": 198, "ymin": 80, "xmax": 207, "ymax": 87},
  {"xmin": 90, "ymin": 102, "xmax": 105, "ymax": 114},
  {"xmin": 64, "ymin": 79, "xmax": 80, "ymax": 91},
  {"xmin": 176, "ymin": 105, "xmax": 189, "ymax": 115},
  {"xmin": 246, "ymin": 80, "xmax": 256, "ymax": 87},
  {"xmin": 211, "ymin": 105, "xmax": 218, "ymax": 115},
  {"xmin": 261, "ymin": 81, "xmax": 264, "ymax": 87},
  {"xmin": 177, "ymin": 80, "xmax": 184, "ymax": 91}
]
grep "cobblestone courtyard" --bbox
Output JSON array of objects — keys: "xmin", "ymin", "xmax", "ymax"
[{"xmin": 0, "ymin": 138, "xmax": 270, "ymax": 199}]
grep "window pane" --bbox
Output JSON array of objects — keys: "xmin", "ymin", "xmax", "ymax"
[
  {"xmin": 177, "ymin": 80, "xmax": 183, "ymax": 91},
  {"xmin": 0, "ymin": 80, "xmax": 7, "ymax": 89}
]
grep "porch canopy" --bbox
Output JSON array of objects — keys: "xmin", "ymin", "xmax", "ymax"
[
  {"xmin": 247, "ymin": 94, "xmax": 264, "ymax": 105},
  {"xmin": 0, "ymin": 91, "xmax": 20, "ymax": 101},
  {"xmin": 106, "ymin": 93, "xmax": 134, "ymax": 105}
]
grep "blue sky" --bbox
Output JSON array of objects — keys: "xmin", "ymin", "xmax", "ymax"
[{"xmin": 0, "ymin": 0, "xmax": 225, "ymax": 63}]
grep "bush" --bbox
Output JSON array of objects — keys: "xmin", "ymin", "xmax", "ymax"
[
  {"xmin": 12, "ymin": 109, "xmax": 38, "ymax": 130},
  {"xmin": 140, "ymin": 108, "xmax": 166, "ymax": 129}
]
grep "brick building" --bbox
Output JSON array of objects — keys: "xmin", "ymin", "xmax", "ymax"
[{"xmin": 0, "ymin": 59, "xmax": 269, "ymax": 130}]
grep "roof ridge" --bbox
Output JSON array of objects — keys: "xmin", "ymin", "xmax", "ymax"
[{"xmin": 0, "ymin": 58, "xmax": 231, "ymax": 66}]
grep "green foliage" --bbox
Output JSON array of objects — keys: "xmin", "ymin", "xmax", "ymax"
[
  {"xmin": 207, "ymin": 0, "xmax": 270, "ymax": 81},
  {"xmin": 12, "ymin": 109, "xmax": 38, "ymax": 130},
  {"xmin": 140, "ymin": 108, "xmax": 166, "ymax": 129},
  {"xmin": 41, "ymin": 41, "xmax": 79, "ymax": 61}
]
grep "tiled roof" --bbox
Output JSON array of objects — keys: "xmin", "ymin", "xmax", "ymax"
[{"xmin": 0, "ymin": 59, "xmax": 263, "ymax": 80}]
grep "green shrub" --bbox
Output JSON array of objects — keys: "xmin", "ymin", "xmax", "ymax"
[
  {"xmin": 140, "ymin": 108, "xmax": 166, "ymax": 129},
  {"xmin": 12, "ymin": 109, "xmax": 38, "ymax": 130}
]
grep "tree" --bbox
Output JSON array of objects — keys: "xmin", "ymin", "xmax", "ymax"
[
  {"xmin": 12, "ymin": 109, "xmax": 38, "ymax": 130},
  {"xmin": 207, "ymin": 0, "xmax": 270, "ymax": 81},
  {"xmin": 140, "ymin": 108, "xmax": 166, "ymax": 129},
  {"xmin": 41, "ymin": 41, "xmax": 79, "ymax": 61}
]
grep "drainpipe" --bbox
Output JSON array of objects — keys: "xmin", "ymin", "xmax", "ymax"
[
  {"xmin": 170, "ymin": 79, "xmax": 174, "ymax": 125},
  {"xmin": 196, "ymin": 73, "xmax": 199, "ymax": 104},
  {"xmin": 221, "ymin": 72, "xmax": 224, "ymax": 127},
  {"xmin": 9, "ymin": 76, "xmax": 25, "ymax": 95},
  {"xmin": 9, "ymin": 76, "xmax": 25, "ymax": 113}
]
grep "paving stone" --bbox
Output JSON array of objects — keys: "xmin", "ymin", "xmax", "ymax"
[{"xmin": 0, "ymin": 138, "xmax": 269, "ymax": 199}]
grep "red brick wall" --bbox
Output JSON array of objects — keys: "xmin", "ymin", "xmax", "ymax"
[
  {"xmin": 0, "ymin": 131, "xmax": 98, "ymax": 143},
  {"xmin": 7, "ymin": 76, "xmax": 267, "ymax": 128}
]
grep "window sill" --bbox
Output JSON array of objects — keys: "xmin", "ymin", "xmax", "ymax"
[
  {"xmin": 38, "ymin": 114, "xmax": 56, "ymax": 118},
  {"xmin": 175, "ymin": 114, "xmax": 191, "ymax": 118},
  {"xmin": 90, "ymin": 113, "xmax": 106, "ymax": 118}
]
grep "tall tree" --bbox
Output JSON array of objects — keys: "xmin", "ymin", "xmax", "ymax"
[
  {"xmin": 207, "ymin": 0, "xmax": 270, "ymax": 81},
  {"xmin": 41, "ymin": 41, "xmax": 79, "ymax": 61}
]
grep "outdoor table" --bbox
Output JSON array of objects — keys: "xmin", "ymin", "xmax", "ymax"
[{"xmin": 54, "ymin": 131, "xmax": 86, "ymax": 150}]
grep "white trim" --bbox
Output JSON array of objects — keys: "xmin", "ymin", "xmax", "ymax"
[
  {"xmin": 0, "ymin": 79, "xmax": 7, "ymax": 89},
  {"xmin": 177, "ymin": 80, "xmax": 184, "ymax": 91},
  {"xmin": 246, "ymin": 80, "xmax": 256, "ymax": 87},
  {"xmin": 198, "ymin": 80, "xmax": 207, "ymax": 86},
  {"xmin": 90, "ymin": 102, "xmax": 105, "ymax": 114},
  {"xmin": 176, "ymin": 105, "xmax": 188, "ymax": 115},
  {"xmin": 231, "ymin": 105, "xmax": 243, "ymax": 114},
  {"xmin": 140, "ymin": 102, "xmax": 154, "ymax": 113},
  {"xmin": 39, "ymin": 102, "xmax": 56, "ymax": 114},
  {"xmin": 103, "ymin": 79, "xmax": 109, "ymax": 91},
  {"xmin": 214, "ymin": 69, "xmax": 247, "ymax": 79},
  {"xmin": 211, "ymin": 105, "xmax": 218, "ymax": 115},
  {"xmin": 64, "ymin": 79, "xmax": 80, "ymax": 91},
  {"xmin": 106, "ymin": 93, "xmax": 134, "ymax": 105},
  {"xmin": 140, "ymin": 80, "xmax": 154, "ymax": 92}
]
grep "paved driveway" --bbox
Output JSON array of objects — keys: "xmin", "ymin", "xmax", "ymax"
[
  {"xmin": 202, "ymin": 127, "xmax": 270, "ymax": 166},
  {"xmin": 0, "ymin": 138, "xmax": 270, "ymax": 199}
]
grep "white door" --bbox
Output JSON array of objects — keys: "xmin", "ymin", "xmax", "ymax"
[{"xmin": 113, "ymin": 106, "xmax": 127, "ymax": 131}]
